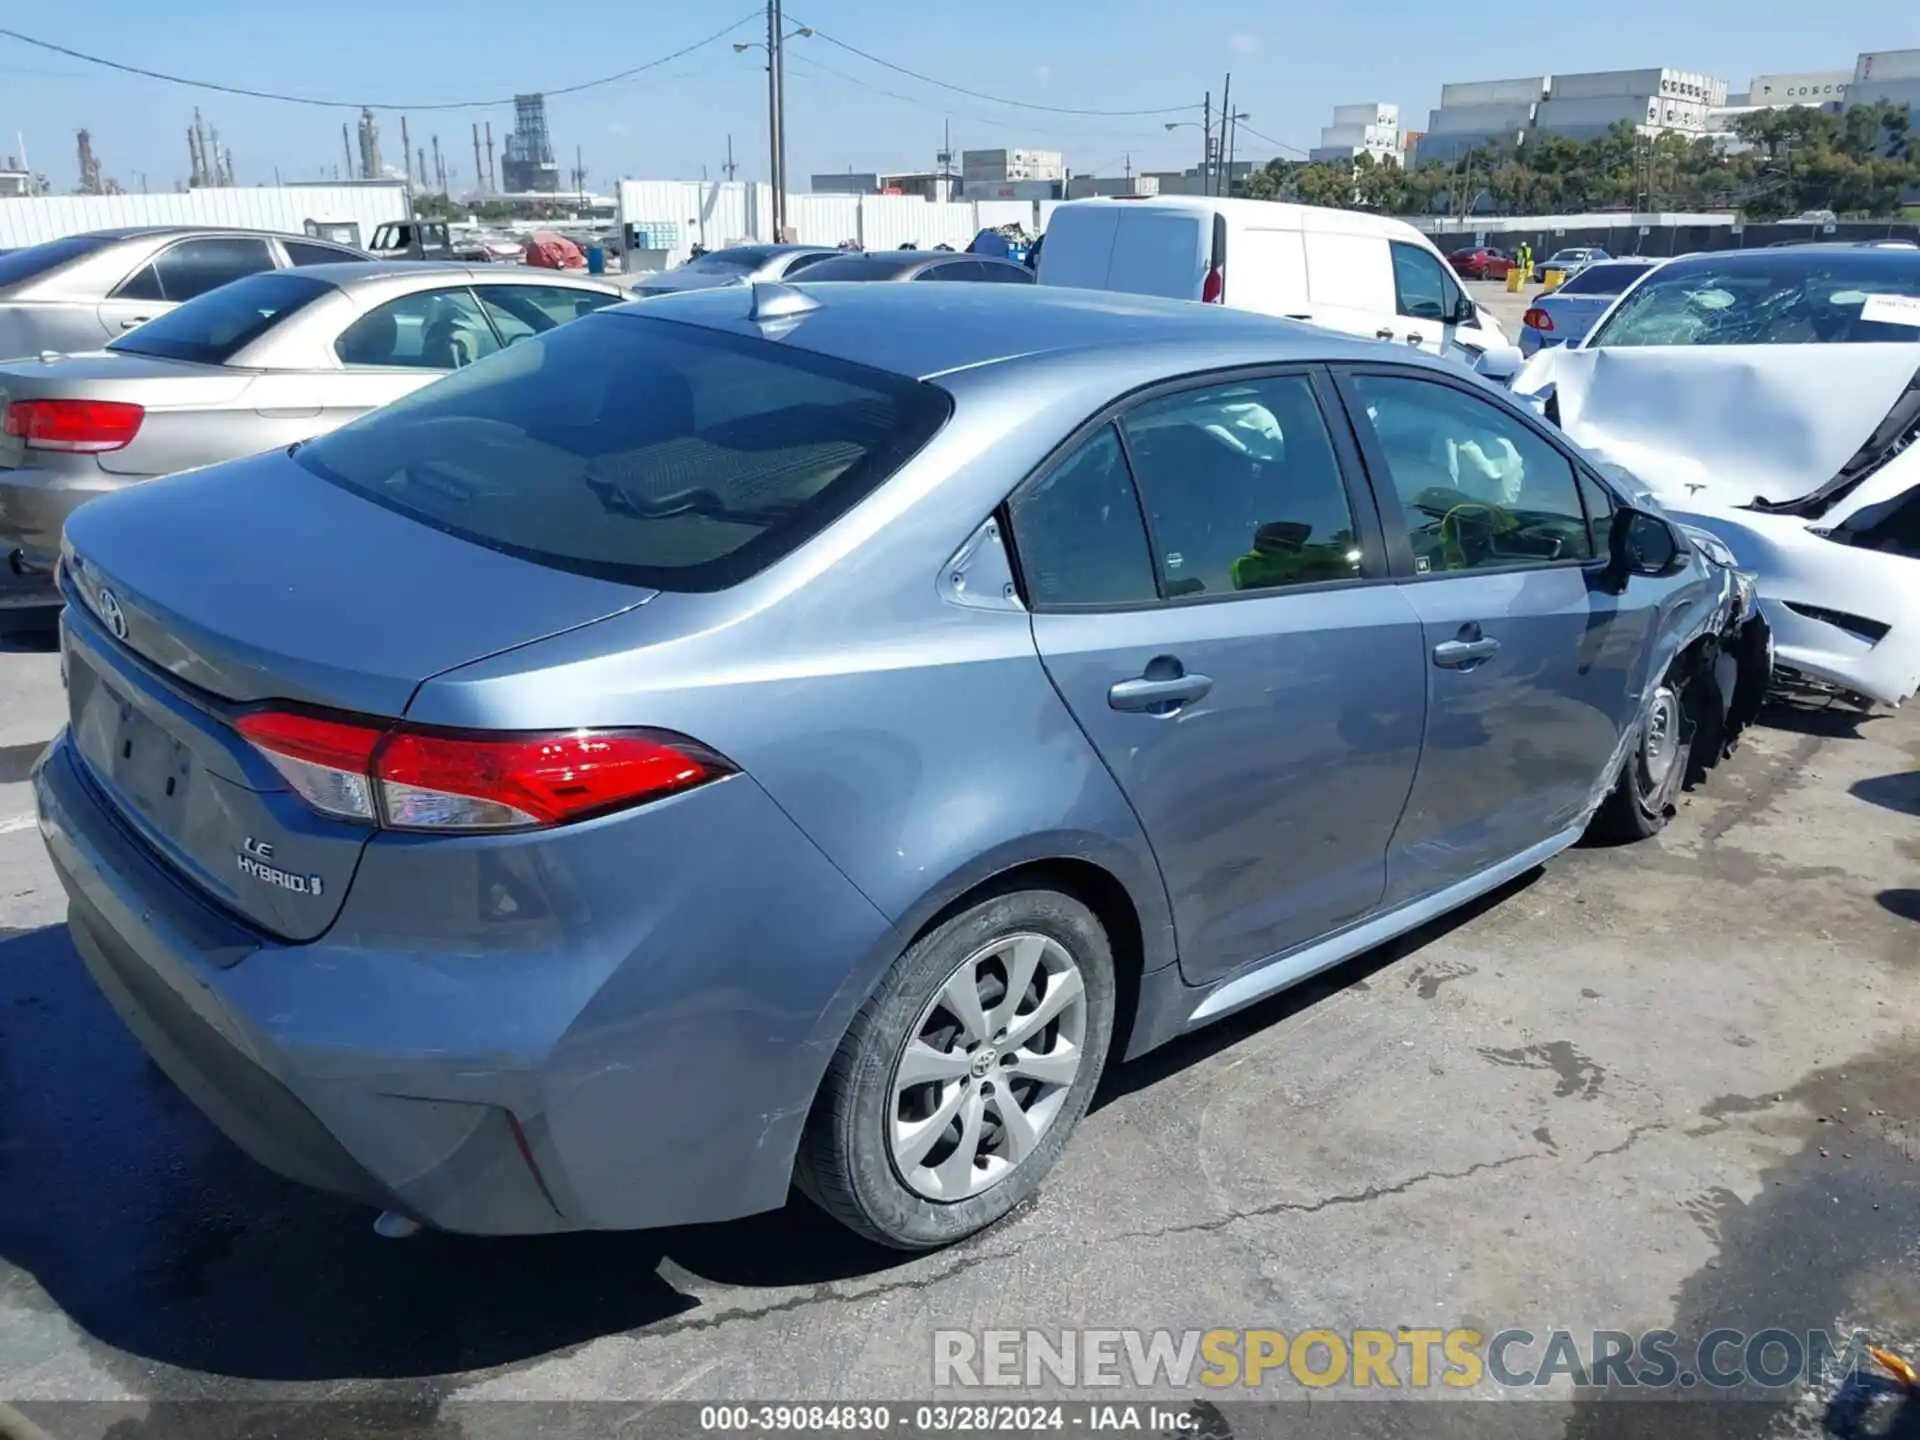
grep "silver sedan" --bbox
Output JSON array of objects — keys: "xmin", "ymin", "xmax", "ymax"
[
  {"xmin": 628, "ymin": 243, "xmax": 843, "ymax": 296},
  {"xmin": 0, "ymin": 262, "xmax": 624, "ymax": 606}
]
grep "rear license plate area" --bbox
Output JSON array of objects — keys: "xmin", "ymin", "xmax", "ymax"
[{"xmin": 68, "ymin": 650, "xmax": 196, "ymax": 831}]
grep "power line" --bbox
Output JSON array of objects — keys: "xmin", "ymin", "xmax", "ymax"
[
  {"xmin": 0, "ymin": 11, "xmax": 762, "ymax": 110},
  {"xmin": 788, "ymin": 18, "xmax": 1198, "ymax": 118},
  {"xmin": 782, "ymin": 55, "xmax": 1177, "ymax": 146},
  {"xmin": 1231, "ymin": 120, "xmax": 1310, "ymax": 159}
]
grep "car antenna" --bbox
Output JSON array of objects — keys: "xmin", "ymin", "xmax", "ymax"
[{"xmin": 748, "ymin": 281, "xmax": 821, "ymax": 323}]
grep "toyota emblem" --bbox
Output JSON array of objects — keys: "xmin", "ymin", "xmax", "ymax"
[{"xmin": 96, "ymin": 587, "xmax": 128, "ymax": 641}]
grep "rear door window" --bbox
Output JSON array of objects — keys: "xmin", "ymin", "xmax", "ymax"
[
  {"xmin": 284, "ymin": 239, "xmax": 363, "ymax": 266},
  {"xmin": 115, "ymin": 236, "xmax": 277, "ymax": 303},
  {"xmin": 1007, "ymin": 425, "xmax": 1158, "ymax": 608},
  {"xmin": 1122, "ymin": 375, "xmax": 1365, "ymax": 598},
  {"xmin": 295, "ymin": 312, "xmax": 952, "ymax": 591}
]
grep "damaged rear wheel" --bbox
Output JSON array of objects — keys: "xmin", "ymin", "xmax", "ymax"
[{"xmin": 1588, "ymin": 680, "xmax": 1694, "ymax": 843}]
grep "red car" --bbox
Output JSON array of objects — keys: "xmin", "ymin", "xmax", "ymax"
[{"xmin": 1448, "ymin": 246, "xmax": 1513, "ymax": 280}]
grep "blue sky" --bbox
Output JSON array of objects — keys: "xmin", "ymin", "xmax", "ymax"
[{"xmin": 2, "ymin": 0, "xmax": 1916, "ymax": 192}]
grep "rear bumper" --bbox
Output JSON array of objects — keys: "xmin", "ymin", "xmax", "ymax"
[
  {"xmin": 0, "ymin": 466, "xmax": 134, "ymax": 570},
  {"xmin": 35, "ymin": 734, "xmax": 901, "ymax": 1234}
]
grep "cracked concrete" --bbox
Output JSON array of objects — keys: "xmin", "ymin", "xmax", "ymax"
[{"xmin": 1, "ymin": 624, "xmax": 1916, "ymax": 1419}]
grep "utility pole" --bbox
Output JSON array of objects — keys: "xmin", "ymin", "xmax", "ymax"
[
  {"xmin": 418, "ymin": 148, "xmax": 429, "ymax": 195},
  {"xmin": 472, "ymin": 123, "xmax": 484, "ymax": 196},
  {"xmin": 577, "ymin": 143, "xmax": 585, "ymax": 209},
  {"xmin": 401, "ymin": 116, "xmax": 413, "ymax": 191},
  {"xmin": 485, "ymin": 122, "xmax": 496, "ymax": 192},
  {"xmin": 433, "ymin": 135, "xmax": 445, "ymax": 195},
  {"xmin": 767, "ymin": 0, "xmax": 789, "ymax": 239},
  {"xmin": 724, "ymin": 133, "xmax": 738, "ymax": 181},
  {"xmin": 1201, "ymin": 90, "xmax": 1212, "ymax": 194},
  {"xmin": 1218, "ymin": 74, "xmax": 1232, "ymax": 195}
]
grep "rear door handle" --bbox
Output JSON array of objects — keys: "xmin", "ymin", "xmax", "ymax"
[
  {"xmin": 1108, "ymin": 673, "xmax": 1213, "ymax": 712},
  {"xmin": 119, "ymin": 317, "xmax": 150, "ymax": 330},
  {"xmin": 1374, "ymin": 327, "xmax": 1397, "ymax": 341},
  {"xmin": 1433, "ymin": 638, "xmax": 1501, "ymax": 668},
  {"xmin": 1405, "ymin": 333, "xmax": 1425, "ymax": 346}
]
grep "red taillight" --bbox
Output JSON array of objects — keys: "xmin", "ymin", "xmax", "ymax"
[
  {"xmin": 2, "ymin": 398, "xmax": 145, "ymax": 453},
  {"xmin": 1201, "ymin": 266, "xmax": 1225, "ymax": 304},
  {"xmin": 235, "ymin": 708, "xmax": 731, "ymax": 832},
  {"xmin": 1523, "ymin": 307, "xmax": 1554, "ymax": 332}
]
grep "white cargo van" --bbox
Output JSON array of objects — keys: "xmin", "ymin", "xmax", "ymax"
[{"xmin": 1036, "ymin": 197, "xmax": 1506, "ymax": 359}]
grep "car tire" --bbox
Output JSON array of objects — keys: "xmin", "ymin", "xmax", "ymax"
[
  {"xmin": 795, "ymin": 887, "xmax": 1115, "ymax": 1250},
  {"xmin": 1588, "ymin": 679, "xmax": 1694, "ymax": 843}
]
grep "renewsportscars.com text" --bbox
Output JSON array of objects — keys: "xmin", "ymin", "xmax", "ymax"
[{"xmin": 933, "ymin": 1327, "xmax": 1875, "ymax": 1392}]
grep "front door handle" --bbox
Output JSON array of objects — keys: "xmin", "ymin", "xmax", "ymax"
[
  {"xmin": 1374, "ymin": 327, "xmax": 1396, "ymax": 341},
  {"xmin": 1433, "ymin": 637, "xmax": 1501, "ymax": 668},
  {"xmin": 119, "ymin": 317, "xmax": 150, "ymax": 330},
  {"xmin": 1406, "ymin": 333, "xmax": 1425, "ymax": 346},
  {"xmin": 1109, "ymin": 672, "xmax": 1213, "ymax": 712}
]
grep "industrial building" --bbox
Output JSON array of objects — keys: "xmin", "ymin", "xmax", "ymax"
[
  {"xmin": 0, "ymin": 162, "xmax": 32, "ymax": 198},
  {"xmin": 1311, "ymin": 103, "xmax": 1403, "ymax": 166},
  {"xmin": 1850, "ymin": 48, "xmax": 1920, "ymax": 117},
  {"xmin": 502, "ymin": 94, "xmax": 559, "ymax": 193},
  {"xmin": 810, "ymin": 172, "xmax": 880, "ymax": 195},
  {"xmin": 1414, "ymin": 68, "xmax": 1728, "ymax": 163}
]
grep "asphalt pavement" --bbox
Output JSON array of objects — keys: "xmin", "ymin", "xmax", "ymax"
[{"xmin": 0, "ymin": 285, "xmax": 1916, "ymax": 1436}]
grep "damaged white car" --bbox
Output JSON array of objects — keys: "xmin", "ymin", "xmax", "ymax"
[{"xmin": 1513, "ymin": 243, "xmax": 1920, "ymax": 707}]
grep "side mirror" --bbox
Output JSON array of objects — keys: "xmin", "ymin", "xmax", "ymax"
[
  {"xmin": 1608, "ymin": 508, "xmax": 1689, "ymax": 583},
  {"xmin": 1471, "ymin": 344, "xmax": 1527, "ymax": 383}
]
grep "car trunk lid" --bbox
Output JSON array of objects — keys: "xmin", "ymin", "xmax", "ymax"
[
  {"xmin": 59, "ymin": 447, "xmax": 654, "ymax": 941},
  {"xmin": 0, "ymin": 352, "xmax": 252, "ymax": 473}
]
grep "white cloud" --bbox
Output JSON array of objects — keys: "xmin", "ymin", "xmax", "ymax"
[
  {"xmin": 1032, "ymin": 64, "xmax": 1052, "ymax": 85},
  {"xmin": 1229, "ymin": 32, "xmax": 1262, "ymax": 54}
]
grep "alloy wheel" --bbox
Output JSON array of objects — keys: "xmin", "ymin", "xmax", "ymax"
[{"xmin": 888, "ymin": 933, "xmax": 1088, "ymax": 1202}]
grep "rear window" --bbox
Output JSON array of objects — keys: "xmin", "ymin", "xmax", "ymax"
[
  {"xmin": 294, "ymin": 312, "xmax": 952, "ymax": 591},
  {"xmin": 794, "ymin": 255, "xmax": 920, "ymax": 282},
  {"xmin": 679, "ymin": 247, "xmax": 782, "ymax": 274},
  {"xmin": 1554, "ymin": 262, "xmax": 1655, "ymax": 297},
  {"xmin": 0, "ymin": 234, "xmax": 114, "ymax": 289},
  {"xmin": 107, "ymin": 271, "xmax": 332, "ymax": 364}
]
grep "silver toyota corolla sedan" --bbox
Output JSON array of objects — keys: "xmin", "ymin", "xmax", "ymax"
[
  {"xmin": 0, "ymin": 226, "xmax": 369, "ymax": 359},
  {"xmin": 0, "ymin": 261, "xmax": 625, "ymax": 604},
  {"xmin": 36, "ymin": 283, "xmax": 1769, "ymax": 1250}
]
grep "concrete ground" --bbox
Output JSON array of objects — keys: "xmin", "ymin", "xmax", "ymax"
[{"xmin": 1, "ymin": 287, "xmax": 1916, "ymax": 1436}]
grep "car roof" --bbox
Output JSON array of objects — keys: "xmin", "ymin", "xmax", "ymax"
[
  {"xmin": 286, "ymin": 260, "xmax": 619, "ymax": 288},
  {"xmin": 614, "ymin": 281, "xmax": 1407, "ymax": 381},
  {"xmin": 72, "ymin": 225, "xmax": 315, "ymax": 242}
]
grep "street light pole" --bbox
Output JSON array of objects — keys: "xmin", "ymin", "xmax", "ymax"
[{"xmin": 767, "ymin": 0, "xmax": 787, "ymax": 240}]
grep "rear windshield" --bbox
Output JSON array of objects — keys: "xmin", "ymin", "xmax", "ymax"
[
  {"xmin": 793, "ymin": 255, "xmax": 920, "ymax": 281},
  {"xmin": 1554, "ymin": 262, "xmax": 1655, "ymax": 297},
  {"xmin": 1589, "ymin": 251, "xmax": 1920, "ymax": 346},
  {"xmin": 108, "ymin": 271, "xmax": 332, "ymax": 364},
  {"xmin": 678, "ymin": 247, "xmax": 783, "ymax": 274},
  {"xmin": 294, "ymin": 312, "xmax": 952, "ymax": 591},
  {"xmin": 0, "ymin": 234, "xmax": 114, "ymax": 289}
]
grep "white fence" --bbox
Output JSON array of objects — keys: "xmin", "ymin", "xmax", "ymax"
[
  {"xmin": 616, "ymin": 181, "xmax": 1051, "ymax": 268},
  {"xmin": 0, "ymin": 185, "xmax": 412, "ymax": 250}
]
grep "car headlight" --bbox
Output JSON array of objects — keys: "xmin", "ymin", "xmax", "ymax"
[{"xmin": 1678, "ymin": 524, "xmax": 1738, "ymax": 571}]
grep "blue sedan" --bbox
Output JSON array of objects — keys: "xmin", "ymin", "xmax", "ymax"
[
  {"xmin": 1521, "ymin": 258, "xmax": 1663, "ymax": 355},
  {"xmin": 38, "ymin": 281, "xmax": 1765, "ymax": 1250}
]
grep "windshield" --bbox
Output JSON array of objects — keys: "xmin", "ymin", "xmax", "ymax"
[
  {"xmin": 108, "ymin": 271, "xmax": 333, "ymax": 364},
  {"xmin": 1554, "ymin": 262, "xmax": 1655, "ymax": 297},
  {"xmin": 1589, "ymin": 251, "xmax": 1920, "ymax": 347},
  {"xmin": 0, "ymin": 234, "xmax": 114, "ymax": 290},
  {"xmin": 295, "ymin": 312, "xmax": 952, "ymax": 591}
]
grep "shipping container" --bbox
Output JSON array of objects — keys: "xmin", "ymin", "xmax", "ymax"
[
  {"xmin": 1332, "ymin": 102, "xmax": 1399, "ymax": 127},
  {"xmin": 1534, "ymin": 95, "xmax": 1660, "ymax": 128},
  {"xmin": 1428, "ymin": 100, "xmax": 1538, "ymax": 134},
  {"xmin": 1749, "ymin": 71, "xmax": 1850, "ymax": 103},
  {"xmin": 1855, "ymin": 49, "xmax": 1920, "ymax": 84},
  {"xmin": 1438, "ymin": 77, "xmax": 1546, "ymax": 108}
]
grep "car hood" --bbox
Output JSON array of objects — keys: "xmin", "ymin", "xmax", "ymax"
[{"xmin": 1513, "ymin": 342, "xmax": 1920, "ymax": 510}]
